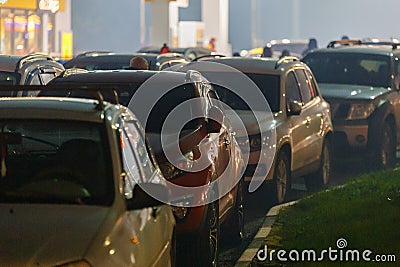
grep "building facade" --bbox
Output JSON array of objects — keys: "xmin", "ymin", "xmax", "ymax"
[{"xmin": 0, "ymin": 0, "xmax": 71, "ymax": 58}]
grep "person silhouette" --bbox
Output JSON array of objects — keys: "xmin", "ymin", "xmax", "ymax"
[
  {"xmin": 160, "ymin": 43, "xmax": 171, "ymax": 54},
  {"xmin": 280, "ymin": 49, "xmax": 291, "ymax": 58},
  {"xmin": 302, "ymin": 38, "xmax": 318, "ymax": 57},
  {"xmin": 129, "ymin": 56, "xmax": 149, "ymax": 70},
  {"xmin": 262, "ymin": 44, "xmax": 273, "ymax": 57}
]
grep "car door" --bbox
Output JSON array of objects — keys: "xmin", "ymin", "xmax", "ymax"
[
  {"xmin": 120, "ymin": 116, "xmax": 173, "ymax": 267},
  {"xmin": 294, "ymin": 68, "xmax": 323, "ymax": 167},
  {"xmin": 285, "ymin": 70, "xmax": 311, "ymax": 171},
  {"xmin": 207, "ymin": 87, "xmax": 236, "ymax": 216}
]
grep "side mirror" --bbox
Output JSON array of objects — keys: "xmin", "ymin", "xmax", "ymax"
[
  {"xmin": 207, "ymin": 106, "xmax": 223, "ymax": 133},
  {"xmin": 287, "ymin": 101, "xmax": 302, "ymax": 116},
  {"xmin": 126, "ymin": 183, "xmax": 169, "ymax": 210}
]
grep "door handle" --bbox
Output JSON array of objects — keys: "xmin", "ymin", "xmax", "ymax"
[
  {"xmin": 151, "ymin": 207, "xmax": 161, "ymax": 219},
  {"xmin": 224, "ymin": 138, "xmax": 231, "ymax": 147},
  {"xmin": 305, "ymin": 117, "xmax": 311, "ymax": 127}
]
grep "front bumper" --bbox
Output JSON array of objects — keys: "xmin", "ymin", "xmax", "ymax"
[
  {"xmin": 242, "ymin": 149, "xmax": 274, "ymax": 182},
  {"xmin": 332, "ymin": 119, "xmax": 369, "ymax": 153}
]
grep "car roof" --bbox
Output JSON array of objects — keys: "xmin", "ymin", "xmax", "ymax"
[
  {"xmin": 63, "ymin": 53, "xmax": 187, "ymax": 70},
  {"xmin": 49, "ymin": 69, "xmax": 187, "ymax": 85},
  {"xmin": 310, "ymin": 44, "xmax": 399, "ymax": 56},
  {"xmin": 0, "ymin": 97, "xmax": 110, "ymax": 122},
  {"xmin": 202, "ymin": 56, "xmax": 301, "ymax": 74}
]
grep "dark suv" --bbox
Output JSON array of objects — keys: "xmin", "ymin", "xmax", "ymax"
[
  {"xmin": 302, "ymin": 39, "xmax": 400, "ymax": 169},
  {"xmin": 198, "ymin": 56, "xmax": 333, "ymax": 203}
]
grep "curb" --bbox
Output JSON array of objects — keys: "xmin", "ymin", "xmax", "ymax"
[{"xmin": 234, "ymin": 200, "xmax": 298, "ymax": 267}]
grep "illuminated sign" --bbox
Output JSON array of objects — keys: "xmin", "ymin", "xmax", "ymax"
[{"xmin": 38, "ymin": 0, "xmax": 59, "ymax": 13}]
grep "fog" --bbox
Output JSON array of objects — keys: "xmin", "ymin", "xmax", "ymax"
[{"xmin": 71, "ymin": 0, "xmax": 400, "ymax": 54}]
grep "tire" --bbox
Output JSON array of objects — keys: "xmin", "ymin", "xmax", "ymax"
[
  {"xmin": 170, "ymin": 228, "xmax": 176, "ymax": 267},
  {"xmin": 305, "ymin": 140, "xmax": 332, "ymax": 192},
  {"xmin": 370, "ymin": 121, "xmax": 396, "ymax": 171},
  {"xmin": 194, "ymin": 199, "xmax": 219, "ymax": 267},
  {"xmin": 269, "ymin": 151, "xmax": 290, "ymax": 204},
  {"xmin": 223, "ymin": 179, "xmax": 245, "ymax": 245}
]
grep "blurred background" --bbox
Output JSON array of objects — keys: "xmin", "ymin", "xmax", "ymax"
[{"xmin": 0, "ymin": 0, "xmax": 399, "ymax": 58}]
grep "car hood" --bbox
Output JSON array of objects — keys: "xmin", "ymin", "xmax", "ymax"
[
  {"xmin": 224, "ymin": 109, "xmax": 275, "ymax": 137},
  {"xmin": 0, "ymin": 204, "xmax": 109, "ymax": 265},
  {"xmin": 318, "ymin": 83, "xmax": 391, "ymax": 100}
]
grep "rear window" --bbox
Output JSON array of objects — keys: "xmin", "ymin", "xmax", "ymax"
[
  {"xmin": 145, "ymin": 83, "xmax": 203, "ymax": 134},
  {"xmin": 0, "ymin": 120, "xmax": 114, "ymax": 206},
  {"xmin": 214, "ymin": 73, "xmax": 280, "ymax": 112},
  {"xmin": 303, "ymin": 52, "xmax": 391, "ymax": 87}
]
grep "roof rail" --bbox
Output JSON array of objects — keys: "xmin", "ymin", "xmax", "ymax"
[
  {"xmin": 75, "ymin": 51, "xmax": 113, "ymax": 58},
  {"xmin": 16, "ymin": 53, "xmax": 55, "ymax": 72},
  {"xmin": 60, "ymin": 68, "xmax": 89, "ymax": 77},
  {"xmin": 361, "ymin": 41, "xmax": 399, "ymax": 50},
  {"xmin": 192, "ymin": 54, "xmax": 226, "ymax": 62},
  {"xmin": 275, "ymin": 56, "xmax": 299, "ymax": 69},
  {"xmin": 327, "ymin": 39, "xmax": 362, "ymax": 48},
  {"xmin": 0, "ymin": 85, "xmax": 120, "ymax": 108}
]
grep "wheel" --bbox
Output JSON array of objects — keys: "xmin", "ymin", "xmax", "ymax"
[
  {"xmin": 223, "ymin": 179, "xmax": 245, "ymax": 244},
  {"xmin": 269, "ymin": 151, "xmax": 290, "ymax": 204},
  {"xmin": 193, "ymin": 199, "xmax": 219, "ymax": 267},
  {"xmin": 305, "ymin": 140, "xmax": 332, "ymax": 192},
  {"xmin": 370, "ymin": 121, "xmax": 396, "ymax": 170}
]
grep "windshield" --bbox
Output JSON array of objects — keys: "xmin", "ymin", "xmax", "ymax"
[
  {"xmin": 303, "ymin": 52, "xmax": 391, "ymax": 87},
  {"xmin": 214, "ymin": 73, "xmax": 280, "ymax": 112},
  {"xmin": 0, "ymin": 120, "xmax": 114, "ymax": 206},
  {"xmin": 272, "ymin": 43, "xmax": 307, "ymax": 55}
]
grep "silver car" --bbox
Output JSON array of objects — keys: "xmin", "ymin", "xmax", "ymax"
[{"xmin": 0, "ymin": 93, "xmax": 175, "ymax": 266}]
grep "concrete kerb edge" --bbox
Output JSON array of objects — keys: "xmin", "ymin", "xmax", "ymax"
[{"xmin": 234, "ymin": 200, "xmax": 298, "ymax": 267}]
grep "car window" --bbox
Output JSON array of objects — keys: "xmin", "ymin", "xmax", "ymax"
[
  {"xmin": 295, "ymin": 69, "xmax": 313, "ymax": 103},
  {"xmin": 303, "ymin": 52, "xmax": 391, "ymax": 87},
  {"xmin": 40, "ymin": 72, "xmax": 58, "ymax": 85},
  {"xmin": 0, "ymin": 120, "xmax": 114, "ymax": 206},
  {"xmin": 285, "ymin": 71, "xmax": 302, "ymax": 104},
  {"xmin": 214, "ymin": 73, "xmax": 280, "ymax": 112},
  {"xmin": 120, "ymin": 125, "xmax": 142, "ymax": 199},
  {"xmin": 305, "ymin": 69, "xmax": 318, "ymax": 97},
  {"xmin": 145, "ymin": 83, "xmax": 203, "ymax": 134},
  {"xmin": 124, "ymin": 120, "xmax": 154, "ymax": 179}
]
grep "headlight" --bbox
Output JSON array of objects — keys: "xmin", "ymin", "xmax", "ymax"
[
  {"xmin": 57, "ymin": 260, "xmax": 91, "ymax": 267},
  {"xmin": 347, "ymin": 103, "xmax": 375, "ymax": 120},
  {"xmin": 159, "ymin": 151, "xmax": 194, "ymax": 180}
]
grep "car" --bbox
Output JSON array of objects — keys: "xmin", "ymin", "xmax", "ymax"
[
  {"xmin": 0, "ymin": 53, "xmax": 65, "ymax": 96},
  {"xmin": 302, "ymin": 39, "xmax": 400, "ymax": 170},
  {"xmin": 137, "ymin": 46, "xmax": 215, "ymax": 60},
  {"xmin": 198, "ymin": 56, "xmax": 334, "ymax": 202},
  {"xmin": 44, "ymin": 69, "xmax": 245, "ymax": 267},
  {"xmin": 240, "ymin": 39, "xmax": 309, "ymax": 59},
  {"xmin": 63, "ymin": 52, "xmax": 190, "ymax": 71},
  {"xmin": 0, "ymin": 88, "xmax": 176, "ymax": 266}
]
